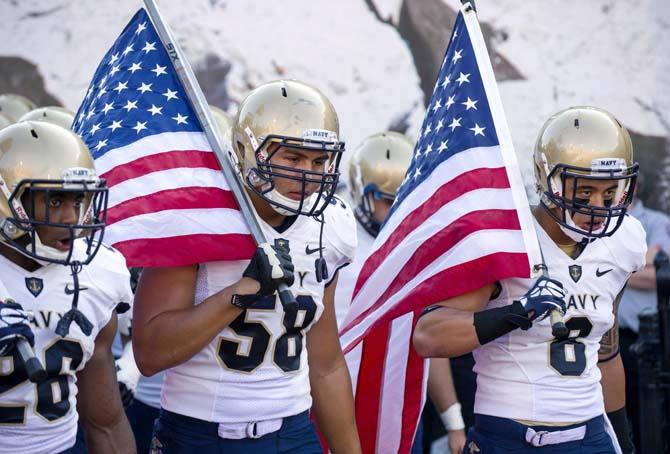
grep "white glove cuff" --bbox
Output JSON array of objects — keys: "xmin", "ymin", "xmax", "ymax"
[{"xmin": 440, "ymin": 402, "xmax": 465, "ymax": 431}]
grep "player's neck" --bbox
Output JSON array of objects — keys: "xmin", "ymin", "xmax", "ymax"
[
  {"xmin": 247, "ymin": 189, "xmax": 288, "ymax": 228},
  {"xmin": 0, "ymin": 241, "xmax": 42, "ymax": 272},
  {"xmin": 532, "ymin": 206, "xmax": 577, "ymax": 247}
]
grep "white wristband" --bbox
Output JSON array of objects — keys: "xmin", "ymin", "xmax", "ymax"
[{"xmin": 440, "ymin": 402, "xmax": 465, "ymax": 431}]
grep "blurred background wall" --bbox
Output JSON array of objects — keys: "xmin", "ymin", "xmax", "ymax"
[{"xmin": 1, "ymin": 0, "xmax": 668, "ymax": 209}]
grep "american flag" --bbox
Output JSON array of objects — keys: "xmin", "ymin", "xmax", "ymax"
[
  {"xmin": 72, "ymin": 9, "xmax": 254, "ymax": 267},
  {"xmin": 339, "ymin": 5, "xmax": 541, "ymax": 453}
]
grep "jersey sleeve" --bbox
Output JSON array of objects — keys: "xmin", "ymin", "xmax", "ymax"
[
  {"xmin": 609, "ymin": 214, "xmax": 647, "ymax": 273},
  {"xmin": 87, "ymin": 243, "xmax": 134, "ymax": 315},
  {"xmin": 322, "ymin": 196, "xmax": 358, "ymax": 275}
]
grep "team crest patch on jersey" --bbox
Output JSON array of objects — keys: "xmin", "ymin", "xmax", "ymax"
[
  {"xmin": 569, "ymin": 264, "xmax": 582, "ymax": 283},
  {"xmin": 25, "ymin": 277, "xmax": 44, "ymax": 297}
]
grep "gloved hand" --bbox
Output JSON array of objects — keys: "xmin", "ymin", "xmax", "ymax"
[
  {"xmin": 0, "ymin": 300, "xmax": 35, "ymax": 356},
  {"xmin": 513, "ymin": 276, "xmax": 566, "ymax": 329},
  {"xmin": 115, "ymin": 342, "xmax": 141, "ymax": 409},
  {"xmin": 242, "ymin": 242, "xmax": 294, "ymax": 296}
]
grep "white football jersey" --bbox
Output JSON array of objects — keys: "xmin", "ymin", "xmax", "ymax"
[
  {"xmin": 161, "ymin": 197, "xmax": 356, "ymax": 424},
  {"xmin": 474, "ymin": 215, "xmax": 646, "ymax": 422},
  {"xmin": 335, "ymin": 222, "xmax": 375, "ymax": 327},
  {"xmin": 0, "ymin": 240, "xmax": 132, "ymax": 454}
]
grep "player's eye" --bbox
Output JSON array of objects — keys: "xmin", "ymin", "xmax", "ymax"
[{"xmin": 49, "ymin": 198, "xmax": 63, "ymax": 208}]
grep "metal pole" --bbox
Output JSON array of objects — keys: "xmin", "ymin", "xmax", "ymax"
[{"xmin": 142, "ymin": 0, "xmax": 296, "ymax": 309}]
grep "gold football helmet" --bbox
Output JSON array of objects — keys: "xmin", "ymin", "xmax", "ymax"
[
  {"xmin": 0, "ymin": 114, "xmax": 10, "ymax": 130},
  {"xmin": 0, "ymin": 122, "xmax": 108, "ymax": 265},
  {"xmin": 209, "ymin": 105, "xmax": 234, "ymax": 144},
  {"xmin": 232, "ymin": 80, "xmax": 344, "ymax": 216},
  {"xmin": 19, "ymin": 106, "xmax": 75, "ymax": 130},
  {"xmin": 534, "ymin": 106, "xmax": 637, "ymax": 240},
  {"xmin": 349, "ymin": 132, "xmax": 414, "ymax": 235},
  {"xmin": 0, "ymin": 94, "xmax": 37, "ymax": 122}
]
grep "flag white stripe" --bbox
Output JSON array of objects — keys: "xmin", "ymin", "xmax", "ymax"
[
  {"xmin": 95, "ymin": 131, "xmax": 212, "ymax": 175},
  {"xmin": 347, "ymin": 342, "xmax": 364, "ymax": 396},
  {"xmin": 107, "ymin": 167, "xmax": 229, "ymax": 209},
  {"xmin": 352, "ymin": 187, "xmax": 517, "ymax": 310},
  {"xmin": 375, "ymin": 145, "xmax": 505, "ymax": 251},
  {"xmin": 341, "ymin": 228, "xmax": 527, "ymax": 347},
  {"xmin": 463, "ymin": 11, "xmax": 542, "ymax": 274},
  {"xmin": 104, "ymin": 208, "xmax": 248, "ymax": 245},
  {"xmin": 376, "ymin": 313, "xmax": 414, "ymax": 454}
]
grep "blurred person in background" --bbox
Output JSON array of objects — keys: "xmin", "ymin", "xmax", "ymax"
[{"xmin": 617, "ymin": 172, "xmax": 670, "ymax": 449}]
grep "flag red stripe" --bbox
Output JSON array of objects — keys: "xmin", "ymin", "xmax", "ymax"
[
  {"xmin": 101, "ymin": 149, "xmax": 220, "ymax": 187},
  {"xmin": 106, "ymin": 187, "xmax": 240, "ymax": 225},
  {"xmin": 341, "ymin": 209, "xmax": 521, "ymax": 336},
  {"xmin": 353, "ymin": 167, "xmax": 511, "ymax": 299},
  {"xmin": 343, "ymin": 252, "xmax": 530, "ymax": 354},
  {"xmin": 355, "ymin": 323, "xmax": 391, "ymax": 454},
  {"xmin": 398, "ymin": 312, "xmax": 426, "ymax": 454},
  {"xmin": 112, "ymin": 233, "xmax": 255, "ymax": 267}
]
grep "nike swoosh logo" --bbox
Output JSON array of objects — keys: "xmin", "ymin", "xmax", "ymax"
[
  {"xmin": 596, "ymin": 268, "xmax": 613, "ymax": 277},
  {"xmin": 305, "ymin": 245, "xmax": 324, "ymax": 255},
  {"xmin": 65, "ymin": 284, "xmax": 89, "ymax": 295}
]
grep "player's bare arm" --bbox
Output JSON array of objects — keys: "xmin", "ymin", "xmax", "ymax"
[
  {"xmin": 132, "ymin": 265, "xmax": 253, "ymax": 375},
  {"xmin": 413, "ymin": 284, "xmax": 495, "ymax": 357},
  {"xmin": 308, "ymin": 275, "xmax": 361, "ymax": 453},
  {"xmin": 77, "ymin": 314, "xmax": 135, "ymax": 454}
]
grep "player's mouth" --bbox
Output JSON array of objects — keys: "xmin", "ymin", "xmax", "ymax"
[
  {"xmin": 581, "ymin": 221, "xmax": 603, "ymax": 231},
  {"xmin": 51, "ymin": 237, "xmax": 72, "ymax": 251},
  {"xmin": 286, "ymin": 191, "xmax": 309, "ymax": 201}
]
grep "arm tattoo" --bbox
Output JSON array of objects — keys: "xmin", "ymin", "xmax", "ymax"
[{"xmin": 599, "ymin": 286, "xmax": 625, "ymax": 359}]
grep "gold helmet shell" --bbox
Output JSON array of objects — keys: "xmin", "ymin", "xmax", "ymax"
[
  {"xmin": 534, "ymin": 106, "xmax": 637, "ymax": 240},
  {"xmin": 209, "ymin": 105, "xmax": 234, "ymax": 144},
  {"xmin": 232, "ymin": 79, "xmax": 345, "ymax": 217},
  {"xmin": 349, "ymin": 131, "xmax": 413, "ymax": 232},
  {"xmin": 0, "ymin": 122, "xmax": 108, "ymax": 264},
  {"xmin": 19, "ymin": 106, "xmax": 75, "ymax": 130},
  {"xmin": 0, "ymin": 94, "xmax": 37, "ymax": 122},
  {"xmin": 0, "ymin": 114, "xmax": 11, "ymax": 131}
]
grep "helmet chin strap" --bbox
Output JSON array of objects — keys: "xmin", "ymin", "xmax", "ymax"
[
  {"xmin": 560, "ymin": 211, "xmax": 603, "ymax": 244},
  {"xmin": 265, "ymin": 188, "xmax": 316, "ymax": 216}
]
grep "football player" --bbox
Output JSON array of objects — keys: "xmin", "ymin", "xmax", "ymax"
[
  {"xmin": 413, "ymin": 106, "xmax": 643, "ymax": 453},
  {"xmin": 0, "ymin": 94, "xmax": 37, "ymax": 123},
  {"xmin": 340, "ymin": 131, "xmax": 467, "ymax": 454},
  {"xmin": 0, "ymin": 121, "xmax": 135, "ymax": 453},
  {"xmin": 133, "ymin": 80, "xmax": 361, "ymax": 453}
]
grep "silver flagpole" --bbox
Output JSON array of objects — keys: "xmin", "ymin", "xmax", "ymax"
[{"xmin": 142, "ymin": 0, "xmax": 296, "ymax": 309}]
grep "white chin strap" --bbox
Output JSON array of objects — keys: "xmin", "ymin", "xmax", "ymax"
[
  {"xmin": 265, "ymin": 188, "xmax": 317, "ymax": 216},
  {"xmin": 28, "ymin": 233, "xmax": 70, "ymax": 265},
  {"xmin": 560, "ymin": 211, "xmax": 606, "ymax": 243}
]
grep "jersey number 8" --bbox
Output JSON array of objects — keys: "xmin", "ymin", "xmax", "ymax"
[{"xmin": 218, "ymin": 295, "xmax": 317, "ymax": 373}]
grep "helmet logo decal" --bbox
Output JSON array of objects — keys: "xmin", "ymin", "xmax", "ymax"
[
  {"xmin": 302, "ymin": 129, "xmax": 338, "ymax": 143},
  {"xmin": 244, "ymin": 126, "xmax": 259, "ymax": 151}
]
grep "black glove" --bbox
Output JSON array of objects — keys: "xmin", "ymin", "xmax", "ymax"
[
  {"xmin": 242, "ymin": 242, "xmax": 294, "ymax": 296},
  {"xmin": 514, "ymin": 276, "xmax": 566, "ymax": 329},
  {"xmin": 0, "ymin": 301, "xmax": 35, "ymax": 356}
]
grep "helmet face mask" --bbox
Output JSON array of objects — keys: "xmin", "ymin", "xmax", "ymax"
[
  {"xmin": 233, "ymin": 80, "xmax": 345, "ymax": 218},
  {"xmin": 540, "ymin": 161, "xmax": 637, "ymax": 240},
  {"xmin": 0, "ymin": 122, "xmax": 108, "ymax": 266},
  {"xmin": 246, "ymin": 134, "xmax": 344, "ymax": 217},
  {"xmin": 534, "ymin": 106, "xmax": 638, "ymax": 242},
  {"xmin": 3, "ymin": 177, "xmax": 108, "ymax": 266}
]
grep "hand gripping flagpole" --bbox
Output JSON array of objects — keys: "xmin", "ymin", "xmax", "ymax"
[
  {"xmin": 460, "ymin": 0, "xmax": 567, "ymax": 339},
  {"xmin": 142, "ymin": 0, "xmax": 296, "ymax": 311}
]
